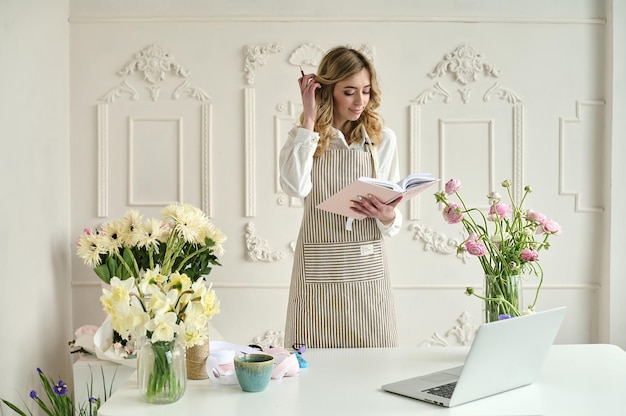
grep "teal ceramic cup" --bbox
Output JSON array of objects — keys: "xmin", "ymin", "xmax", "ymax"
[{"xmin": 233, "ymin": 353, "xmax": 274, "ymax": 392}]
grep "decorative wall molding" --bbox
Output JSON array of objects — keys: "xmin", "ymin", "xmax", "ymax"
[
  {"xmin": 100, "ymin": 44, "xmax": 209, "ymax": 103},
  {"xmin": 101, "ymin": 80, "xmax": 139, "ymax": 103},
  {"xmin": 72, "ymin": 278, "xmax": 601, "ymax": 293},
  {"xmin": 243, "ymin": 43, "xmax": 283, "ymax": 217},
  {"xmin": 418, "ymin": 44, "xmax": 521, "ymax": 105},
  {"xmin": 414, "ymin": 81, "xmax": 451, "ymax": 105},
  {"xmin": 69, "ymin": 16, "xmax": 607, "ymax": 25},
  {"xmin": 274, "ymin": 100, "xmax": 303, "ymax": 209},
  {"xmin": 512, "ymin": 105, "xmax": 524, "ymax": 202},
  {"xmin": 245, "ymin": 222, "xmax": 285, "ymax": 262},
  {"xmin": 409, "ymin": 222, "xmax": 470, "ymax": 261},
  {"xmin": 95, "ymin": 44, "xmax": 212, "ymax": 218},
  {"xmin": 428, "ymin": 45, "xmax": 501, "ymax": 85},
  {"xmin": 288, "ymin": 43, "xmax": 325, "ymax": 68},
  {"xmin": 418, "ymin": 311, "xmax": 478, "ymax": 347},
  {"xmin": 484, "ymin": 81, "xmax": 522, "ymax": 104},
  {"xmin": 97, "ymin": 103, "xmax": 109, "ymax": 217},
  {"xmin": 559, "ymin": 100, "xmax": 606, "ymax": 213},
  {"xmin": 244, "ymin": 87, "xmax": 257, "ymax": 217},
  {"xmin": 409, "ymin": 44, "xmax": 524, "ymax": 222},
  {"xmin": 243, "ymin": 43, "xmax": 283, "ymax": 85},
  {"xmin": 201, "ymin": 103, "xmax": 213, "ymax": 217}
]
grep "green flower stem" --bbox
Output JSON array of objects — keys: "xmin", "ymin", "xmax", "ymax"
[
  {"xmin": 481, "ymin": 274, "xmax": 522, "ymax": 321},
  {"xmin": 113, "ymin": 251, "xmax": 133, "ymax": 278},
  {"xmin": 528, "ymin": 263, "xmax": 544, "ymax": 311},
  {"xmin": 145, "ymin": 340, "xmax": 184, "ymax": 402},
  {"xmin": 160, "ymin": 232, "xmax": 186, "ymax": 275},
  {"xmin": 173, "ymin": 244, "xmax": 212, "ymax": 274}
]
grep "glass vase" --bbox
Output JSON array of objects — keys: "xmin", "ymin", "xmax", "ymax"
[
  {"xmin": 137, "ymin": 336, "xmax": 187, "ymax": 404},
  {"xmin": 483, "ymin": 274, "xmax": 522, "ymax": 323}
]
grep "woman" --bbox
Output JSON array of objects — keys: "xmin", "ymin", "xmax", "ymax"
[{"xmin": 280, "ymin": 46, "xmax": 402, "ymax": 348}]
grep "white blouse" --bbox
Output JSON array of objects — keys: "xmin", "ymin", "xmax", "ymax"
[{"xmin": 279, "ymin": 126, "xmax": 403, "ymax": 237}]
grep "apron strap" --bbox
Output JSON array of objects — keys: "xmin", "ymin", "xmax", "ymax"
[{"xmin": 345, "ymin": 139, "xmax": 378, "ymax": 232}]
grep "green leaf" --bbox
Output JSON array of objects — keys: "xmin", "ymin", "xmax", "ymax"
[
  {"xmin": 1, "ymin": 399, "xmax": 31, "ymax": 416},
  {"xmin": 93, "ymin": 264, "xmax": 111, "ymax": 284},
  {"xmin": 106, "ymin": 256, "xmax": 118, "ymax": 279}
]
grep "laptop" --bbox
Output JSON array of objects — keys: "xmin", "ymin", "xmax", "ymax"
[{"xmin": 382, "ymin": 307, "xmax": 566, "ymax": 408}]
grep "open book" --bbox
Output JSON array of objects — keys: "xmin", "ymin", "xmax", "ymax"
[{"xmin": 316, "ymin": 173, "xmax": 439, "ymax": 219}]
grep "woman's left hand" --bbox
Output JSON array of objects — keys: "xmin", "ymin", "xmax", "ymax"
[{"xmin": 350, "ymin": 194, "xmax": 402, "ymax": 225}]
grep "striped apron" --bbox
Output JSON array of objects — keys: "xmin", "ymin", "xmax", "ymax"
[{"xmin": 284, "ymin": 147, "xmax": 399, "ymax": 348}]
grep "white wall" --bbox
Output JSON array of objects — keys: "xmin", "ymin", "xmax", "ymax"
[
  {"xmin": 0, "ymin": 0, "xmax": 621, "ymax": 412},
  {"xmin": 68, "ymin": 0, "xmax": 625, "ymax": 353},
  {"xmin": 0, "ymin": 0, "xmax": 71, "ymax": 412}
]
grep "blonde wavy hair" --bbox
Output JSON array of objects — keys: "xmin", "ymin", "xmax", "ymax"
[{"xmin": 302, "ymin": 46, "xmax": 383, "ymax": 157}]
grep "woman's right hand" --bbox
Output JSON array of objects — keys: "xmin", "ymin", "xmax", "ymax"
[{"xmin": 299, "ymin": 72, "xmax": 320, "ymax": 131}]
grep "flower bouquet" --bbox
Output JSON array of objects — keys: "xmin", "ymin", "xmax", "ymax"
[
  {"xmin": 435, "ymin": 179, "xmax": 561, "ymax": 321},
  {"xmin": 76, "ymin": 203, "xmax": 225, "ymax": 402}
]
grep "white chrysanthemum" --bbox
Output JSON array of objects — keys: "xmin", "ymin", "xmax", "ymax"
[
  {"xmin": 136, "ymin": 218, "xmax": 168, "ymax": 251},
  {"xmin": 201, "ymin": 223, "xmax": 227, "ymax": 256},
  {"xmin": 119, "ymin": 210, "xmax": 143, "ymax": 247},
  {"xmin": 100, "ymin": 220, "xmax": 125, "ymax": 254},
  {"xmin": 146, "ymin": 312, "xmax": 179, "ymax": 342},
  {"xmin": 76, "ymin": 232, "xmax": 107, "ymax": 267},
  {"xmin": 163, "ymin": 203, "xmax": 207, "ymax": 244}
]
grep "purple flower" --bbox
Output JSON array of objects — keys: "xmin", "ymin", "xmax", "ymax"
[
  {"xmin": 445, "ymin": 178, "xmax": 462, "ymax": 195},
  {"xmin": 52, "ymin": 380, "xmax": 68, "ymax": 396},
  {"xmin": 499, "ymin": 314, "xmax": 511, "ymax": 320},
  {"xmin": 29, "ymin": 390, "xmax": 38, "ymax": 400}
]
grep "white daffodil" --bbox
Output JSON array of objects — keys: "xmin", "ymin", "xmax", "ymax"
[{"xmin": 146, "ymin": 312, "xmax": 179, "ymax": 342}]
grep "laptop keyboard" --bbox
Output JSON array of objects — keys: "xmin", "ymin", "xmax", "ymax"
[{"xmin": 423, "ymin": 381, "xmax": 457, "ymax": 399}]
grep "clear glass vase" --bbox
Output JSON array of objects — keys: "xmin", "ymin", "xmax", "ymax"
[
  {"xmin": 483, "ymin": 274, "xmax": 522, "ymax": 323},
  {"xmin": 137, "ymin": 336, "xmax": 187, "ymax": 404}
]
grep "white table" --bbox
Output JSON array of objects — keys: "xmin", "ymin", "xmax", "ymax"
[{"xmin": 98, "ymin": 344, "xmax": 626, "ymax": 416}]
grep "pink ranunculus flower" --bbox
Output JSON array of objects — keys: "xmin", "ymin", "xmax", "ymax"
[
  {"xmin": 489, "ymin": 202, "xmax": 512, "ymax": 218},
  {"xmin": 443, "ymin": 203, "xmax": 463, "ymax": 224},
  {"xmin": 542, "ymin": 219, "xmax": 562, "ymax": 235},
  {"xmin": 526, "ymin": 210, "xmax": 547, "ymax": 225},
  {"xmin": 465, "ymin": 240, "xmax": 487, "ymax": 257},
  {"xmin": 520, "ymin": 248, "xmax": 539, "ymax": 262},
  {"xmin": 445, "ymin": 179, "xmax": 462, "ymax": 195}
]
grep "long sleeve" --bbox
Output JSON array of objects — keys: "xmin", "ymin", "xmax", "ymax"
[
  {"xmin": 373, "ymin": 127, "xmax": 403, "ymax": 237},
  {"xmin": 279, "ymin": 127, "xmax": 319, "ymax": 198}
]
